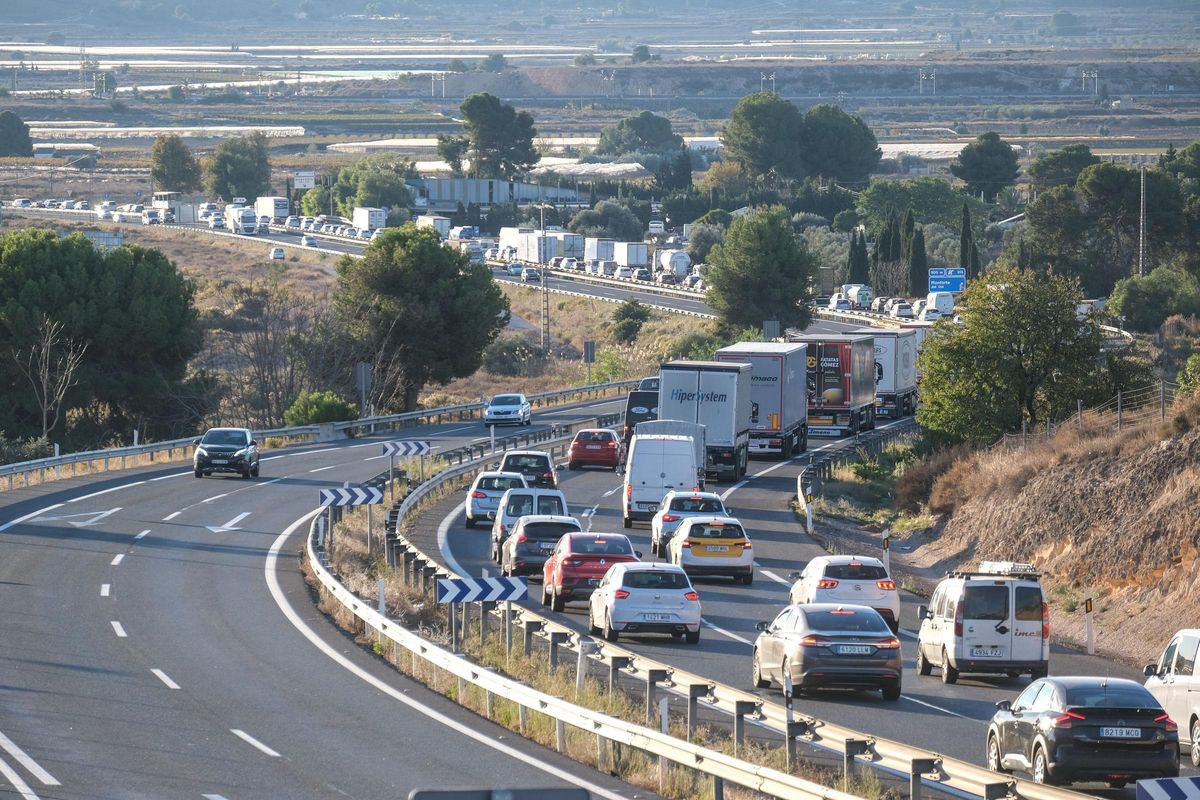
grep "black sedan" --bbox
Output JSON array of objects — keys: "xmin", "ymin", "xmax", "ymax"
[
  {"xmin": 986, "ymin": 676, "xmax": 1179, "ymax": 787},
  {"xmin": 193, "ymin": 427, "xmax": 260, "ymax": 479}
]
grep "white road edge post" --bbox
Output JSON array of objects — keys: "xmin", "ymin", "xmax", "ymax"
[{"xmin": 1085, "ymin": 592, "xmax": 1095, "ymax": 655}]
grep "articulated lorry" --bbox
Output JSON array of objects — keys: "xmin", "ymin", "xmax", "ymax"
[
  {"xmin": 785, "ymin": 333, "xmax": 877, "ymax": 437},
  {"xmin": 853, "ymin": 328, "xmax": 918, "ymax": 418},
  {"xmin": 715, "ymin": 341, "xmax": 809, "ymax": 458},
  {"xmin": 658, "ymin": 360, "xmax": 752, "ymax": 480}
]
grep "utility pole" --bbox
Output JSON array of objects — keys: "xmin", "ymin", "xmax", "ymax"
[
  {"xmin": 919, "ymin": 69, "xmax": 936, "ymax": 95},
  {"xmin": 760, "ymin": 72, "xmax": 775, "ymax": 93},
  {"xmin": 1139, "ymin": 165, "xmax": 1147, "ymax": 276},
  {"xmin": 540, "ymin": 204, "xmax": 550, "ymax": 351}
]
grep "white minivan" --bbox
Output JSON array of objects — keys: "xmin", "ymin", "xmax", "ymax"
[
  {"xmin": 916, "ymin": 561, "xmax": 1049, "ymax": 684},
  {"xmin": 926, "ymin": 291, "xmax": 956, "ymax": 316},
  {"xmin": 622, "ymin": 434, "xmax": 701, "ymax": 529}
]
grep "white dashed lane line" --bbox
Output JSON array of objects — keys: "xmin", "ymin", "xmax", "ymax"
[
  {"xmin": 110, "ymin": 554, "xmax": 124, "ymax": 566},
  {"xmin": 110, "ymin": 621, "xmax": 127, "ymax": 638},
  {"xmin": 230, "ymin": 729, "xmax": 281, "ymax": 758},
  {"xmin": 100, "ymin": 584, "xmax": 110, "ymax": 597},
  {"xmin": 151, "ymin": 669, "xmax": 180, "ymax": 690}
]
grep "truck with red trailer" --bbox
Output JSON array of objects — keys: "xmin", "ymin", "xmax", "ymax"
[{"xmin": 784, "ymin": 333, "xmax": 876, "ymax": 437}]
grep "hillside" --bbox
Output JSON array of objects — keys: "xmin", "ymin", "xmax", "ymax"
[{"xmin": 903, "ymin": 391, "xmax": 1200, "ymax": 666}]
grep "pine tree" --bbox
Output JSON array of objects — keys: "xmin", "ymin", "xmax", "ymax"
[{"xmin": 908, "ymin": 227, "xmax": 928, "ymax": 296}]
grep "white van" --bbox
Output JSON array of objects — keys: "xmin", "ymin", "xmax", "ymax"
[
  {"xmin": 489, "ymin": 487, "xmax": 569, "ymax": 563},
  {"xmin": 916, "ymin": 561, "xmax": 1049, "ymax": 684},
  {"xmin": 622, "ymin": 434, "xmax": 701, "ymax": 529},
  {"xmin": 926, "ymin": 292, "xmax": 955, "ymax": 316}
]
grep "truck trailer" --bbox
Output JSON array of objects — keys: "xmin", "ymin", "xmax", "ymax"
[
  {"xmin": 853, "ymin": 328, "xmax": 918, "ymax": 418},
  {"xmin": 584, "ymin": 238, "xmax": 616, "ymax": 262},
  {"xmin": 658, "ymin": 360, "xmax": 752, "ymax": 480},
  {"xmin": 785, "ymin": 333, "xmax": 877, "ymax": 437},
  {"xmin": 715, "ymin": 342, "xmax": 808, "ymax": 458},
  {"xmin": 352, "ymin": 206, "xmax": 387, "ymax": 231},
  {"xmin": 255, "ymin": 196, "xmax": 290, "ymax": 224},
  {"xmin": 613, "ymin": 241, "xmax": 649, "ymax": 268},
  {"xmin": 416, "ymin": 215, "xmax": 451, "ymax": 239}
]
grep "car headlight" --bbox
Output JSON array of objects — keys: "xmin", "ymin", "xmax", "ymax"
[
  {"xmin": 195, "ymin": 447, "xmax": 208, "ymax": 458},
  {"xmin": 233, "ymin": 448, "xmax": 249, "ymax": 459}
]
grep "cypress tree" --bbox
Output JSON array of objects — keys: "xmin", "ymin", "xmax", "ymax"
[
  {"xmin": 959, "ymin": 202, "xmax": 973, "ymax": 271},
  {"xmin": 900, "ymin": 207, "xmax": 916, "ymax": 262},
  {"xmin": 908, "ymin": 227, "xmax": 928, "ymax": 296}
]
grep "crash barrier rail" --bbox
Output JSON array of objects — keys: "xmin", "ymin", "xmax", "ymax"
[
  {"xmin": 371, "ymin": 416, "xmax": 1099, "ymax": 800},
  {"xmin": 0, "ymin": 380, "xmax": 638, "ymax": 491},
  {"xmin": 502, "ymin": 278, "xmax": 718, "ymax": 321}
]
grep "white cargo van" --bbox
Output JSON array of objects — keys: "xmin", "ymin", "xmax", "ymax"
[
  {"xmin": 622, "ymin": 434, "xmax": 701, "ymax": 529},
  {"xmin": 926, "ymin": 292, "xmax": 955, "ymax": 316},
  {"xmin": 916, "ymin": 561, "xmax": 1049, "ymax": 684}
]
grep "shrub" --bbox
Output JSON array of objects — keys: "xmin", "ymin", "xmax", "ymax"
[
  {"xmin": 284, "ymin": 390, "xmax": 357, "ymax": 426},
  {"xmin": 0, "ymin": 432, "xmax": 51, "ymax": 466},
  {"xmin": 832, "ymin": 209, "xmax": 860, "ymax": 232},
  {"xmin": 896, "ymin": 444, "xmax": 976, "ymax": 513},
  {"xmin": 482, "ymin": 336, "xmax": 548, "ymax": 377}
]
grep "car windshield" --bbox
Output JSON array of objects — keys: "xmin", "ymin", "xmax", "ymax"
[
  {"xmin": 575, "ymin": 431, "xmax": 614, "ymax": 442},
  {"xmin": 622, "ymin": 570, "xmax": 689, "ymax": 590},
  {"xmin": 201, "ymin": 430, "xmax": 249, "ymax": 446},
  {"xmin": 521, "ymin": 522, "xmax": 580, "ymax": 541},
  {"xmin": 479, "ymin": 476, "xmax": 524, "ymax": 491},
  {"xmin": 687, "ymin": 523, "xmax": 744, "ymax": 539},
  {"xmin": 823, "ymin": 563, "xmax": 887, "ymax": 580},
  {"xmin": 1063, "ymin": 684, "xmax": 1159, "ymax": 709},
  {"xmin": 572, "ymin": 537, "xmax": 633, "ymax": 556},
  {"xmin": 804, "ymin": 609, "xmax": 890, "ymax": 633},
  {"xmin": 670, "ymin": 497, "xmax": 724, "ymax": 513},
  {"xmin": 505, "ymin": 455, "xmax": 549, "ymax": 471},
  {"xmin": 492, "ymin": 395, "xmax": 522, "ymax": 406}
]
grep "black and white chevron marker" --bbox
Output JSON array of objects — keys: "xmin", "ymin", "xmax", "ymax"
[
  {"xmin": 319, "ymin": 486, "xmax": 385, "ymax": 507},
  {"xmin": 382, "ymin": 441, "xmax": 432, "ymax": 456},
  {"xmin": 436, "ymin": 576, "xmax": 527, "ymax": 604}
]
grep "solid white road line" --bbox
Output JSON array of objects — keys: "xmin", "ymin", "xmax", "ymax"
[
  {"xmin": 0, "ymin": 753, "xmax": 39, "ymax": 800},
  {"xmin": 151, "ymin": 669, "xmax": 180, "ymax": 690},
  {"xmin": 202, "ymin": 795, "xmax": 231, "ymax": 800},
  {"xmin": 100, "ymin": 584, "xmax": 110, "ymax": 597},
  {"xmin": 230, "ymin": 729, "xmax": 281, "ymax": 758},
  {"xmin": 901, "ymin": 695, "xmax": 978, "ymax": 721},
  {"xmin": 162, "ymin": 512, "xmax": 181, "ymax": 521},
  {"xmin": 110, "ymin": 554, "xmax": 124, "ymax": 566},
  {"xmin": 266, "ymin": 511, "xmax": 635, "ymax": 800},
  {"xmin": 134, "ymin": 530, "xmax": 150, "ymax": 540},
  {"xmin": 0, "ymin": 729, "xmax": 60, "ymax": 786},
  {"xmin": 69, "ymin": 483, "xmax": 144, "ymax": 502},
  {"xmin": 110, "ymin": 621, "xmax": 127, "ymax": 638},
  {"xmin": 436, "ymin": 505, "xmax": 473, "ymax": 579},
  {"xmin": 701, "ymin": 620, "xmax": 753, "ymax": 646},
  {"xmin": 759, "ymin": 569, "xmax": 791, "ymax": 587},
  {"xmin": 307, "ymin": 465, "xmax": 338, "ymax": 473},
  {"xmin": 0, "ymin": 504, "xmax": 63, "ymax": 533}
]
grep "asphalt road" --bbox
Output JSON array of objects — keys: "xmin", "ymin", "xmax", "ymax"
[
  {"xmin": 0, "ymin": 398, "xmax": 661, "ymax": 800},
  {"xmin": 411, "ymin": 419, "xmax": 1192, "ymax": 797}
]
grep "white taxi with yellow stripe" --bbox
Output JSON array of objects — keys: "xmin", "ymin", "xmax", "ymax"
[{"xmin": 665, "ymin": 516, "xmax": 754, "ymax": 585}]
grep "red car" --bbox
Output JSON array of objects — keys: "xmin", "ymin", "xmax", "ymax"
[
  {"xmin": 541, "ymin": 533, "xmax": 640, "ymax": 611},
  {"xmin": 566, "ymin": 428, "xmax": 623, "ymax": 471}
]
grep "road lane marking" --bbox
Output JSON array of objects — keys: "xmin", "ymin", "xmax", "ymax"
[
  {"xmin": 0, "ymin": 504, "xmax": 64, "ymax": 533},
  {"xmin": 206, "ymin": 513, "xmax": 250, "ymax": 534},
  {"xmin": 134, "ymin": 530, "xmax": 150, "ymax": 540},
  {"xmin": 702, "ymin": 620, "xmax": 753, "ymax": 646},
  {"xmin": 201, "ymin": 493, "xmax": 230, "ymax": 504},
  {"xmin": 308, "ymin": 465, "xmax": 338, "ymax": 473},
  {"xmin": 101, "ymin": 584, "xmax": 110, "ymax": 597},
  {"xmin": 267, "ymin": 511, "xmax": 633, "ymax": 800},
  {"xmin": 163, "ymin": 512, "xmax": 181, "ymax": 521},
  {"xmin": 69, "ymin": 484, "xmax": 143, "ymax": 502},
  {"xmin": 0, "ymin": 729, "xmax": 60, "ymax": 786},
  {"xmin": 203, "ymin": 795, "xmax": 230, "ymax": 800},
  {"xmin": 436, "ymin": 505, "xmax": 473, "ymax": 579},
  {"xmin": 759, "ymin": 569, "xmax": 791, "ymax": 587},
  {"xmin": 255, "ymin": 478, "xmax": 284, "ymax": 487},
  {"xmin": 230, "ymin": 729, "xmax": 280, "ymax": 758},
  {"xmin": 151, "ymin": 669, "xmax": 180, "ymax": 690},
  {"xmin": 901, "ymin": 695, "xmax": 977, "ymax": 721},
  {"xmin": 111, "ymin": 621, "xmax": 127, "ymax": 637},
  {"xmin": 0, "ymin": 753, "xmax": 39, "ymax": 800},
  {"xmin": 110, "ymin": 554, "xmax": 124, "ymax": 566}
]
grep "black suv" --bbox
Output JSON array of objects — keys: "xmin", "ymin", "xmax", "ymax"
[
  {"xmin": 193, "ymin": 427, "xmax": 260, "ymax": 479},
  {"xmin": 986, "ymin": 676, "xmax": 1178, "ymax": 787}
]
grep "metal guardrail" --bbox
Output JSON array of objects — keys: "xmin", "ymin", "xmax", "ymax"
[
  {"xmin": 0, "ymin": 380, "xmax": 637, "ymax": 490},
  {"xmin": 380, "ymin": 421, "xmax": 1099, "ymax": 800}
]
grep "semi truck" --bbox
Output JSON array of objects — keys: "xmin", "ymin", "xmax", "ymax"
[
  {"xmin": 853, "ymin": 328, "xmax": 918, "ymax": 418},
  {"xmin": 655, "ymin": 248, "xmax": 691, "ymax": 277},
  {"xmin": 658, "ymin": 360, "xmax": 752, "ymax": 480},
  {"xmin": 549, "ymin": 231, "xmax": 584, "ymax": 259},
  {"xmin": 352, "ymin": 206, "xmax": 387, "ymax": 231},
  {"xmin": 416, "ymin": 215, "xmax": 451, "ymax": 239},
  {"xmin": 715, "ymin": 342, "xmax": 808, "ymax": 458},
  {"xmin": 255, "ymin": 196, "xmax": 290, "ymax": 225},
  {"xmin": 516, "ymin": 233, "xmax": 556, "ymax": 264},
  {"xmin": 227, "ymin": 206, "xmax": 260, "ymax": 235},
  {"xmin": 785, "ymin": 333, "xmax": 876, "ymax": 437},
  {"xmin": 585, "ymin": 238, "xmax": 616, "ymax": 262}
]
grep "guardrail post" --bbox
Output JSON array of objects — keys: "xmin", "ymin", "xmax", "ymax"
[
  {"xmin": 422, "ymin": 564, "xmax": 437, "ymax": 594},
  {"xmin": 713, "ymin": 776, "xmax": 724, "ymax": 800},
  {"xmin": 984, "ymin": 782, "xmax": 1016, "ymax": 800},
  {"xmin": 504, "ymin": 601, "xmax": 513, "ymax": 662},
  {"xmin": 843, "ymin": 738, "xmax": 871, "ymax": 790},
  {"xmin": 909, "ymin": 757, "xmax": 939, "ymax": 800},
  {"xmin": 402, "ymin": 551, "xmax": 415, "ymax": 585},
  {"xmin": 479, "ymin": 601, "xmax": 494, "ymax": 646},
  {"xmin": 644, "ymin": 668, "xmax": 669, "ymax": 726},
  {"xmin": 518, "ymin": 703, "xmax": 527, "ymax": 734},
  {"xmin": 523, "ymin": 619, "xmax": 543, "ymax": 657},
  {"xmin": 575, "ymin": 640, "xmax": 598, "ymax": 699},
  {"xmin": 548, "ymin": 631, "xmax": 568, "ymax": 669},
  {"xmin": 732, "ymin": 700, "xmax": 757, "ymax": 756},
  {"xmin": 449, "ymin": 604, "xmax": 459, "ymax": 653},
  {"xmin": 686, "ymin": 683, "xmax": 709, "ymax": 741},
  {"xmin": 555, "ymin": 718, "xmax": 566, "ymax": 753},
  {"xmin": 608, "ymin": 656, "xmax": 630, "ymax": 696}
]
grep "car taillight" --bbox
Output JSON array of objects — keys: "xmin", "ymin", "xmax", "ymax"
[
  {"xmin": 684, "ymin": 591, "xmax": 699, "ymax": 601},
  {"xmin": 626, "ymin": 485, "xmax": 632, "ymax": 498},
  {"xmin": 514, "ymin": 532, "xmax": 527, "ymax": 544},
  {"xmin": 680, "ymin": 540, "xmax": 692, "ymax": 549},
  {"xmin": 800, "ymin": 635, "xmax": 831, "ymax": 648},
  {"xmin": 1155, "ymin": 713, "xmax": 1178, "ymax": 733},
  {"xmin": 954, "ymin": 602, "xmax": 963, "ymax": 637},
  {"xmin": 877, "ymin": 579, "xmax": 896, "ymax": 590},
  {"xmin": 662, "ymin": 514, "xmax": 681, "ymax": 522},
  {"xmin": 471, "ymin": 491, "xmax": 488, "ymax": 498},
  {"xmin": 875, "ymin": 637, "xmax": 901, "ymax": 650},
  {"xmin": 543, "ymin": 471, "xmax": 555, "ymax": 483},
  {"xmin": 1042, "ymin": 601, "xmax": 1050, "ymax": 639},
  {"xmin": 742, "ymin": 541, "xmax": 752, "ymax": 549},
  {"xmin": 1054, "ymin": 711, "xmax": 1086, "ymax": 728},
  {"xmin": 499, "ymin": 523, "xmax": 507, "ymax": 535},
  {"xmin": 816, "ymin": 579, "xmax": 839, "ymax": 589},
  {"xmin": 613, "ymin": 589, "xmax": 630, "ymax": 599}
]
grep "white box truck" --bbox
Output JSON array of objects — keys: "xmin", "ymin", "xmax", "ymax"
[
  {"xmin": 255, "ymin": 196, "xmax": 290, "ymax": 224},
  {"xmin": 585, "ymin": 237, "xmax": 616, "ymax": 262},
  {"xmin": 517, "ymin": 233, "xmax": 557, "ymax": 264},
  {"xmin": 613, "ymin": 242, "xmax": 649, "ymax": 268},
  {"xmin": 499, "ymin": 226, "xmax": 534, "ymax": 252},
  {"xmin": 658, "ymin": 360, "xmax": 752, "ymax": 481},
  {"xmin": 549, "ymin": 231, "xmax": 584, "ymax": 259},
  {"xmin": 352, "ymin": 206, "xmax": 387, "ymax": 231},
  {"xmin": 853, "ymin": 328, "xmax": 918, "ymax": 417},
  {"xmin": 416, "ymin": 215, "xmax": 451, "ymax": 239},
  {"xmin": 715, "ymin": 342, "xmax": 808, "ymax": 458}
]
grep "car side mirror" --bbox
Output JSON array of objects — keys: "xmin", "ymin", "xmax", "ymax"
[
  {"xmin": 917, "ymin": 605, "xmax": 928, "ymax": 620},
  {"xmin": 724, "ymin": 508, "xmax": 734, "ymax": 515},
  {"xmin": 250, "ymin": 439, "xmax": 257, "ymax": 446},
  {"xmin": 634, "ymin": 551, "xmax": 643, "ymax": 559},
  {"xmin": 995, "ymin": 700, "xmax": 1011, "ymax": 712},
  {"xmin": 787, "ymin": 571, "xmax": 801, "ymax": 581},
  {"xmin": 755, "ymin": 621, "xmax": 770, "ymax": 632},
  {"xmin": 1144, "ymin": 664, "xmax": 1159, "ymax": 678},
  {"xmin": 192, "ymin": 438, "xmax": 200, "ymax": 445}
]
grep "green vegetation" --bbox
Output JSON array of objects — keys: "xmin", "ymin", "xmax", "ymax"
[
  {"xmin": 1109, "ymin": 263, "xmax": 1200, "ymax": 332},
  {"xmin": 567, "ymin": 200, "xmax": 643, "ymax": 241},
  {"xmin": 150, "ymin": 134, "xmax": 202, "ymax": 193},
  {"xmin": 807, "ymin": 441, "xmax": 935, "ymax": 536},
  {"xmin": 949, "ymin": 131, "xmax": 1020, "ymax": 202},
  {"xmin": 596, "ymin": 111, "xmax": 682, "ymax": 157},
  {"xmin": 300, "ymin": 157, "xmax": 414, "ymax": 219},
  {"xmin": 610, "ymin": 298, "xmax": 652, "ymax": 344},
  {"xmin": 0, "ymin": 110, "xmax": 32, "ymax": 157},
  {"xmin": 1028, "ymin": 143, "xmax": 1101, "ymax": 190},
  {"xmin": 283, "ymin": 390, "xmax": 357, "ymax": 425},
  {"xmin": 204, "ymin": 132, "xmax": 271, "ymax": 201},
  {"xmin": 459, "ymin": 93, "xmax": 539, "ymax": 179}
]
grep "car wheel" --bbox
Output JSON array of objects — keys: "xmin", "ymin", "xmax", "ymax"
[
  {"xmin": 1108, "ymin": 781, "xmax": 1127, "ymax": 790},
  {"xmin": 940, "ymin": 649, "xmax": 959, "ymax": 684},
  {"xmin": 588, "ymin": 610, "xmax": 601, "ymax": 636},
  {"xmin": 550, "ymin": 585, "xmax": 565, "ymax": 613},
  {"xmin": 194, "ymin": 468, "xmax": 203, "ymax": 478},
  {"xmin": 739, "ymin": 571, "xmax": 754, "ymax": 586},
  {"xmin": 685, "ymin": 629, "xmax": 700, "ymax": 645},
  {"xmin": 881, "ymin": 685, "xmax": 901, "ymax": 702},
  {"xmin": 751, "ymin": 649, "xmax": 769, "ymax": 689},
  {"xmin": 623, "ymin": 515, "xmax": 632, "ymax": 529},
  {"xmin": 986, "ymin": 734, "xmax": 1008, "ymax": 773},
  {"xmin": 1031, "ymin": 663, "xmax": 1049, "ymax": 680},
  {"xmin": 567, "ymin": 462, "xmax": 578, "ymax": 470},
  {"xmin": 251, "ymin": 462, "xmax": 259, "ymax": 478},
  {"xmin": 1191, "ymin": 720, "xmax": 1200, "ymax": 768},
  {"xmin": 464, "ymin": 516, "xmax": 476, "ymax": 529},
  {"xmin": 916, "ymin": 648, "xmax": 932, "ymax": 676},
  {"xmin": 540, "ymin": 585, "xmax": 550, "ymax": 606},
  {"xmin": 603, "ymin": 613, "xmax": 619, "ymax": 643},
  {"xmin": 651, "ymin": 538, "xmax": 659, "ymax": 557},
  {"xmin": 1031, "ymin": 746, "xmax": 1051, "ymax": 785},
  {"xmin": 241, "ymin": 466, "xmax": 251, "ymax": 479}
]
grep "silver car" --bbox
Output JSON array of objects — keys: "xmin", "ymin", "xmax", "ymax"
[
  {"xmin": 484, "ymin": 393, "xmax": 531, "ymax": 426},
  {"xmin": 464, "ymin": 471, "xmax": 527, "ymax": 528}
]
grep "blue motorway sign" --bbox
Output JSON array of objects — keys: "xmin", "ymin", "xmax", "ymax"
[{"xmin": 929, "ymin": 267, "xmax": 966, "ymax": 293}]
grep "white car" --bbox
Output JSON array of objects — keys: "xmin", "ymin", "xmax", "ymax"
[
  {"xmin": 483, "ymin": 393, "xmax": 531, "ymax": 426},
  {"xmin": 650, "ymin": 490, "xmax": 729, "ymax": 557},
  {"xmin": 209, "ymin": 215, "xmax": 225, "ymax": 229},
  {"xmin": 828, "ymin": 293, "xmax": 851, "ymax": 311},
  {"xmin": 588, "ymin": 562, "xmax": 701, "ymax": 644},
  {"xmin": 917, "ymin": 309, "xmax": 941, "ymax": 322},
  {"xmin": 889, "ymin": 303, "xmax": 914, "ymax": 319},
  {"xmin": 464, "ymin": 471, "xmax": 527, "ymax": 528},
  {"xmin": 665, "ymin": 516, "xmax": 754, "ymax": 584},
  {"xmin": 506, "ymin": 263, "xmax": 524, "ymax": 277},
  {"xmin": 268, "ymin": 247, "xmax": 285, "ymax": 260},
  {"xmin": 790, "ymin": 555, "xmax": 900, "ymax": 632},
  {"xmin": 521, "ymin": 267, "xmax": 542, "ymax": 282},
  {"xmin": 300, "ymin": 235, "xmax": 316, "ymax": 247},
  {"xmin": 485, "ymin": 247, "xmax": 500, "ymax": 260},
  {"xmin": 12, "ymin": 197, "xmax": 33, "ymax": 208}
]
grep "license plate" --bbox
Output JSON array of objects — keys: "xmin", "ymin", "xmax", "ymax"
[
  {"xmin": 638, "ymin": 503, "xmax": 658, "ymax": 511},
  {"xmin": 643, "ymin": 613, "xmax": 670, "ymax": 622},
  {"xmin": 836, "ymin": 645, "xmax": 873, "ymax": 655},
  {"xmin": 1100, "ymin": 727, "xmax": 1141, "ymax": 739},
  {"xmin": 704, "ymin": 545, "xmax": 729, "ymax": 552},
  {"xmin": 539, "ymin": 542, "xmax": 555, "ymax": 551},
  {"xmin": 586, "ymin": 444, "xmax": 602, "ymax": 450},
  {"xmin": 211, "ymin": 459, "xmax": 228, "ymax": 464},
  {"xmin": 971, "ymin": 647, "xmax": 1003, "ymax": 658},
  {"xmin": 587, "ymin": 578, "xmax": 599, "ymax": 586}
]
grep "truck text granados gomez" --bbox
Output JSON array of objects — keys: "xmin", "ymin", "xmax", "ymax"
[{"xmin": 658, "ymin": 360, "xmax": 752, "ymax": 481}]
